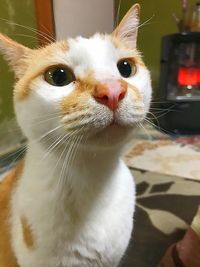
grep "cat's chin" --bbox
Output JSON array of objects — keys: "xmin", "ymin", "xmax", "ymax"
[{"xmin": 82, "ymin": 122, "xmax": 136, "ymax": 150}]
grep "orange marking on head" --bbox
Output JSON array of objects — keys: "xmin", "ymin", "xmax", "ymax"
[
  {"xmin": 21, "ymin": 216, "xmax": 35, "ymax": 249},
  {"xmin": 109, "ymin": 35, "xmax": 146, "ymax": 69},
  {"xmin": 110, "ymin": 35, "xmax": 130, "ymax": 50},
  {"xmin": 14, "ymin": 40, "xmax": 69, "ymax": 101},
  {"xmin": 0, "ymin": 161, "xmax": 24, "ymax": 267},
  {"xmin": 61, "ymin": 70, "xmax": 97, "ymax": 115}
]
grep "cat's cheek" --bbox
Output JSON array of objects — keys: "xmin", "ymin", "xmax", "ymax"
[
  {"xmin": 31, "ymin": 78, "xmax": 75, "ymax": 102},
  {"xmin": 14, "ymin": 92, "xmax": 60, "ymax": 141},
  {"xmin": 133, "ymin": 67, "xmax": 152, "ymax": 109}
]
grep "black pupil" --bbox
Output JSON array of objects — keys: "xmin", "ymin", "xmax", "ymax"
[
  {"xmin": 117, "ymin": 61, "xmax": 132, "ymax": 78},
  {"xmin": 51, "ymin": 68, "xmax": 67, "ymax": 86}
]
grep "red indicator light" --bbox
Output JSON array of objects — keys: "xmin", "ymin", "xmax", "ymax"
[{"xmin": 178, "ymin": 67, "xmax": 200, "ymax": 86}]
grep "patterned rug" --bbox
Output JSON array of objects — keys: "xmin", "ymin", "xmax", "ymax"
[
  {"xmin": 120, "ymin": 169, "xmax": 200, "ymax": 267},
  {"xmin": 124, "ymin": 127, "xmax": 200, "ymax": 181}
]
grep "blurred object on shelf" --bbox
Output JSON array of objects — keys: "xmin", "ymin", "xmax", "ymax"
[
  {"xmin": 174, "ymin": 1, "xmax": 200, "ymax": 32},
  {"xmin": 155, "ymin": 32, "xmax": 200, "ymax": 135}
]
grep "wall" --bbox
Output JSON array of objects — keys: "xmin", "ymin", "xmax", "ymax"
[
  {"xmin": 116, "ymin": 0, "xmax": 197, "ymax": 90},
  {"xmin": 0, "ymin": 0, "xmax": 37, "ymax": 121},
  {"xmin": 53, "ymin": 0, "xmax": 115, "ymax": 39}
]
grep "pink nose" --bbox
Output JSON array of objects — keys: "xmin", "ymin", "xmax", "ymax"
[{"xmin": 93, "ymin": 80, "xmax": 127, "ymax": 111}]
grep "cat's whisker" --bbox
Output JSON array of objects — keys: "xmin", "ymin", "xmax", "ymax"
[
  {"xmin": 41, "ymin": 126, "xmax": 83, "ymax": 163},
  {"xmin": 25, "ymin": 116, "xmax": 62, "ymax": 127},
  {"xmin": 57, "ymin": 137, "xmax": 76, "ymax": 194},
  {"xmin": 1, "ymin": 145, "xmax": 27, "ymax": 171},
  {"xmin": 62, "ymin": 110, "xmax": 92, "ymax": 121},
  {"xmin": 34, "ymin": 125, "xmax": 63, "ymax": 143},
  {"xmin": 23, "ymin": 113, "xmax": 62, "ymax": 123},
  {"xmin": 137, "ymin": 121, "xmax": 153, "ymax": 140},
  {"xmin": 59, "ymin": 133, "xmax": 83, "ymax": 194},
  {"xmin": 144, "ymin": 117, "xmax": 174, "ymax": 135},
  {"xmin": 150, "ymin": 104, "xmax": 177, "ymax": 113},
  {"xmin": 63, "ymin": 119, "xmax": 93, "ymax": 132},
  {"xmin": 40, "ymin": 134, "xmax": 67, "ymax": 161},
  {"xmin": 31, "ymin": 111, "xmax": 63, "ymax": 119},
  {"xmin": 115, "ymin": 0, "xmax": 122, "ymax": 27},
  {"xmin": 56, "ymin": 126, "xmax": 84, "ymax": 193},
  {"xmin": 55, "ymin": 143, "xmax": 69, "ymax": 194},
  {"xmin": 66, "ymin": 133, "xmax": 84, "ymax": 182}
]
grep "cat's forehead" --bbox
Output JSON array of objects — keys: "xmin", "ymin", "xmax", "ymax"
[
  {"xmin": 68, "ymin": 34, "xmax": 119, "ymax": 57},
  {"xmin": 28, "ymin": 34, "xmax": 137, "ymax": 81},
  {"xmin": 64, "ymin": 34, "xmax": 132, "ymax": 78}
]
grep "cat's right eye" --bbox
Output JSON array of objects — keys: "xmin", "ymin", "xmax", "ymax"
[{"xmin": 44, "ymin": 65, "xmax": 75, "ymax": 87}]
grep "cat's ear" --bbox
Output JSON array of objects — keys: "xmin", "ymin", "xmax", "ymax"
[
  {"xmin": 112, "ymin": 4, "xmax": 140, "ymax": 48},
  {"xmin": 0, "ymin": 33, "xmax": 31, "ymax": 79}
]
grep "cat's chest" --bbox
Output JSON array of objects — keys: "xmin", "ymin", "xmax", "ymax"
[{"xmin": 44, "ymin": 199, "xmax": 134, "ymax": 267}]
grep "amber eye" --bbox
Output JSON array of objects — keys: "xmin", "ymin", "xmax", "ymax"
[
  {"xmin": 44, "ymin": 66, "xmax": 75, "ymax": 86},
  {"xmin": 117, "ymin": 59, "xmax": 136, "ymax": 78}
]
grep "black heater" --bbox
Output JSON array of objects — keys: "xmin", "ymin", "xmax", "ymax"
[{"xmin": 155, "ymin": 32, "xmax": 200, "ymax": 134}]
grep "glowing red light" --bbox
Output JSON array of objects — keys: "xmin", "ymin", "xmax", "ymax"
[{"xmin": 178, "ymin": 67, "xmax": 200, "ymax": 86}]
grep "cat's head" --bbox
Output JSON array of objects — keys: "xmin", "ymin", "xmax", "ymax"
[{"xmin": 0, "ymin": 4, "xmax": 151, "ymax": 151}]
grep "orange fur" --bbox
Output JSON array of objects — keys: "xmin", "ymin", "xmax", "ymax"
[
  {"xmin": 61, "ymin": 72, "xmax": 97, "ymax": 116},
  {"xmin": 21, "ymin": 216, "xmax": 35, "ymax": 249},
  {"xmin": 13, "ymin": 40, "xmax": 69, "ymax": 101},
  {"xmin": 0, "ymin": 161, "xmax": 24, "ymax": 267},
  {"xmin": 112, "ymin": 4, "xmax": 140, "ymax": 46}
]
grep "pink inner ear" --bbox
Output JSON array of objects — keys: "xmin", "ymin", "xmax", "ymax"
[{"xmin": 112, "ymin": 4, "xmax": 140, "ymax": 47}]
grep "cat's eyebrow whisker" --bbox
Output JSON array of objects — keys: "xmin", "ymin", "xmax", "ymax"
[
  {"xmin": 137, "ymin": 14, "xmax": 155, "ymax": 29},
  {"xmin": 37, "ymin": 20, "xmax": 56, "ymax": 43},
  {"xmin": 0, "ymin": 18, "xmax": 55, "ymax": 43},
  {"xmin": 9, "ymin": 33, "xmax": 40, "ymax": 42},
  {"xmin": 115, "ymin": 0, "xmax": 122, "ymax": 27}
]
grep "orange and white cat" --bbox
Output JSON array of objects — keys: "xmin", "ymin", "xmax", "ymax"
[{"xmin": 0, "ymin": 4, "xmax": 151, "ymax": 267}]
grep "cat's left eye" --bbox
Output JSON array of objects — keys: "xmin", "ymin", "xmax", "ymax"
[
  {"xmin": 117, "ymin": 59, "xmax": 137, "ymax": 78},
  {"xmin": 44, "ymin": 66, "xmax": 75, "ymax": 86}
]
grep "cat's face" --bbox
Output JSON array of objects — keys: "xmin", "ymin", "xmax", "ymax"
[{"xmin": 0, "ymin": 4, "xmax": 151, "ymax": 150}]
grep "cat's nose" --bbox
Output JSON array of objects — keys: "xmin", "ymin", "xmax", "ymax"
[{"xmin": 93, "ymin": 80, "xmax": 127, "ymax": 111}]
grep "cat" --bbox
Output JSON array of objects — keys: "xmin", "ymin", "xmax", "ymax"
[{"xmin": 0, "ymin": 4, "xmax": 151, "ymax": 267}]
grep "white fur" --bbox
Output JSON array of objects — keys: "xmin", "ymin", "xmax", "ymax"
[{"xmin": 10, "ymin": 34, "xmax": 152, "ymax": 267}]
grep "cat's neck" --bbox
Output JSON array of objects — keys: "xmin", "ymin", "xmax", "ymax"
[
  {"xmin": 23, "ymin": 140, "xmax": 121, "ymax": 190},
  {"xmin": 18, "ymin": 140, "xmax": 123, "ymax": 215}
]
